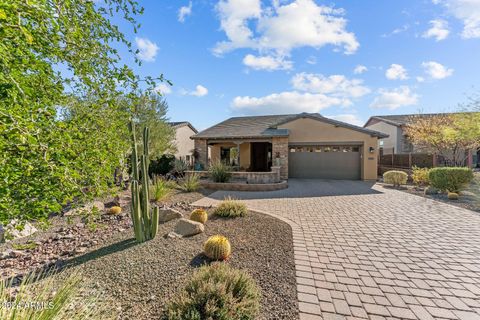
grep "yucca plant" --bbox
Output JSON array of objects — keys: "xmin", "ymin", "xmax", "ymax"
[
  {"xmin": 208, "ymin": 161, "xmax": 232, "ymax": 183},
  {"xmin": 130, "ymin": 120, "xmax": 159, "ymax": 242},
  {"xmin": 0, "ymin": 270, "xmax": 114, "ymax": 320},
  {"xmin": 179, "ymin": 173, "xmax": 200, "ymax": 192},
  {"xmin": 150, "ymin": 176, "xmax": 174, "ymax": 201}
]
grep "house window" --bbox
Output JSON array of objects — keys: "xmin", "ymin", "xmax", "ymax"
[{"xmin": 401, "ymin": 135, "xmax": 413, "ymax": 152}]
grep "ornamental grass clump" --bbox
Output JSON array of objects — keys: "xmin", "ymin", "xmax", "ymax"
[
  {"xmin": 204, "ymin": 235, "xmax": 231, "ymax": 260},
  {"xmin": 190, "ymin": 208, "xmax": 208, "ymax": 224},
  {"xmin": 213, "ymin": 197, "xmax": 247, "ymax": 218},
  {"xmin": 428, "ymin": 167, "xmax": 474, "ymax": 193},
  {"xmin": 209, "ymin": 161, "xmax": 232, "ymax": 183},
  {"xmin": 383, "ymin": 170, "xmax": 408, "ymax": 188},
  {"xmin": 166, "ymin": 264, "xmax": 260, "ymax": 320},
  {"xmin": 180, "ymin": 173, "xmax": 200, "ymax": 192}
]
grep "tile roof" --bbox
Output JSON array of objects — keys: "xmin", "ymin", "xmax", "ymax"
[
  {"xmin": 365, "ymin": 112, "xmax": 480, "ymax": 127},
  {"xmin": 168, "ymin": 121, "xmax": 198, "ymax": 133},
  {"xmin": 193, "ymin": 113, "xmax": 388, "ymax": 139}
]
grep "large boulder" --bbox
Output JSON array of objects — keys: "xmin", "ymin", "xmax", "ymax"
[
  {"xmin": 64, "ymin": 200, "xmax": 105, "ymax": 216},
  {"xmin": 159, "ymin": 208, "xmax": 183, "ymax": 223},
  {"xmin": 172, "ymin": 218, "xmax": 204, "ymax": 237}
]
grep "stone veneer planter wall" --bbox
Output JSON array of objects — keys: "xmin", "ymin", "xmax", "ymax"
[{"xmin": 185, "ymin": 166, "xmax": 281, "ymax": 184}]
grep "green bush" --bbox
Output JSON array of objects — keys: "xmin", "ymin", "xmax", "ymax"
[
  {"xmin": 214, "ymin": 197, "xmax": 247, "ymax": 218},
  {"xmin": 209, "ymin": 161, "xmax": 232, "ymax": 183},
  {"xmin": 411, "ymin": 166, "xmax": 430, "ymax": 187},
  {"xmin": 383, "ymin": 170, "xmax": 408, "ymax": 187},
  {"xmin": 180, "ymin": 173, "xmax": 200, "ymax": 192},
  {"xmin": 149, "ymin": 155, "xmax": 175, "ymax": 176},
  {"xmin": 428, "ymin": 167, "xmax": 474, "ymax": 193},
  {"xmin": 167, "ymin": 264, "xmax": 260, "ymax": 320}
]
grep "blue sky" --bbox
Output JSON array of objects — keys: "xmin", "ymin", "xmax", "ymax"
[{"xmin": 116, "ymin": 0, "xmax": 480, "ymax": 130}]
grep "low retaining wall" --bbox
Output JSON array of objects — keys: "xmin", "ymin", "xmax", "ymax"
[
  {"xmin": 199, "ymin": 180, "xmax": 288, "ymax": 191},
  {"xmin": 185, "ymin": 166, "xmax": 281, "ymax": 184}
]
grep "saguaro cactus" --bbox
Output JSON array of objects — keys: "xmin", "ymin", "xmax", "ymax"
[{"xmin": 130, "ymin": 120, "xmax": 159, "ymax": 242}]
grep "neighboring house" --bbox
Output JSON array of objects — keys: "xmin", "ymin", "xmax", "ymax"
[
  {"xmin": 364, "ymin": 113, "xmax": 480, "ymax": 167},
  {"xmin": 169, "ymin": 122, "xmax": 198, "ymax": 164},
  {"xmin": 191, "ymin": 113, "xmax": 388, "ymax": 181}
]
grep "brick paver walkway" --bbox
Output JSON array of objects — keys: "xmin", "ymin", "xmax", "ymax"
[{"xmin": 193, "ymin": 179, "xmax": 480, "ymax": 320}]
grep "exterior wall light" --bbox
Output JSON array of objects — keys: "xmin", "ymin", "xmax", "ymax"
[{"xmin": 369, "ymin": 147, "xmax": 375, "ymax": 153}]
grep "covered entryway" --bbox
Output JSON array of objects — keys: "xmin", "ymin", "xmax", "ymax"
[{"xmin": 288, "ymin": 145, "xmax": 361, "ymax": 179}]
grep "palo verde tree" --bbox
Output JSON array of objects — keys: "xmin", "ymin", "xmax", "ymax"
[
  {"xmin": 0, "ymin": 1, "xmax": 169, "ymax": 222},
  {"xmin": 404, "ymin": 112, "xmax": 480, "ymax": 166}
]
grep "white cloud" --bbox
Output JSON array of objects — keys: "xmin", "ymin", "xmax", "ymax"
[
  {"xmin": 416, "ymin": 76, "xmax": 425, "ymax": 83},
  {"xmin": 154, "ymin": 83, "xmax": 172, "ymax": 95},
  {"xmin": 135, "ymin": 37, "xmax": 159, "ymax": 62},
  {"xmin": 231, "ymin": 72, "xmax": 369, "ymax": 114},
  {"xmin": 231, "ymin": 91, "xmax": 346, "ymax": 114},
  {"xmin": 306, "ymin": 56, "xmax": 317, "ymax": 65},
  {"xmin": 353, "ymin": 65, "xmax": 367, "ymax": 74},
  {"xmin": 439, "ymin": 0, "xmax": 480, "ymax": 38},
  {"xmin": 243, "ymin": 54, "xmax": 292, "ymax": 71},
  {"xmin": 385, "ymin": 64, "xmax": 408, "ymax": 80},
  {"xmin": 421, "ymin": 61, "xmax": 454, "ymax": 79},
  {"xmin": 182, "ymin": 85, "xmax": 209, "ymax": 97},
  {"xmin": 178, "ymin": 2, "xmax": 192, "ymax": 23},
  {"xmin": 370, "ymin": 86, "xmax": 419, "ymax": 110},
  {"xmin": 291, "ymin": 73, "xmax": 370, "ymax": 99},
  {"xmin": 214, "ymin": 0, "xmax": 358, "ymax": 68},
  {"xmin": 325, "ymin": 114, "xmax": 363, "ymax": 126},
  {"xmin": 423, "ymin": 19, "xmax": 450, "ymax": 41}
]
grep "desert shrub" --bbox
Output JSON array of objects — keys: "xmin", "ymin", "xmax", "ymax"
[
  {"xmin": 383, "ymin": 170, "xmax": 408, "ymax": 187},
  {"xmin": 190, "ymin": 209, "xmax": 208, "ymax": 224},
  {"xmin": 167, "ymin": 264, "xmax": 260, "ymax": 320},
  {"xmin": 149, "ymin": 154, "xmax": 175, "ymax": 176},
  {"xmin": 204, "ymin": 235, "xmax": 231, "ymax": 261},
  {"xmin": 209, "ymin": 161, "xmax": 232, "ymax": 183},
  {"xmin": 0, "ymin": 270, "xmax": 114, "ymax": 319},
  {"xmin": 411, "ymin": 166, "xmax": 430, "ymax": 187},
  {"xmin": 180, "ymin": 174, "xmax": 200, "ymax": 192},
  {"xmin": 214, "ymin": 197, "xmax": 247, "ymax": 218},
  {"xmin": 172, "ymin": 159, "xmax": 189, "ymax": 178},
  {"xmin": 150, "ymin": 176, "xmax": 175, "ymax": 201},
  {"xmin": 428, "ymin": 167, "xmax": 474, "ymax": 193}
]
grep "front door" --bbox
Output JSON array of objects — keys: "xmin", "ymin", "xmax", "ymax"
[{"xmin": 251, "ymin": 142, "xmax": 272, "ymax": 171}]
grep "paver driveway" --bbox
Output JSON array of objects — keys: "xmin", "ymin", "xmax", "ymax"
[{"xmin": 193, "ymin": 179, "xmax": 480, "ymax": 320}]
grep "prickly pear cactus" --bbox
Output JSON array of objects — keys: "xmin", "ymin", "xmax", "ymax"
[{"xmin": 204, "ymin": 235, "xmax": 231, "ymax": 260}]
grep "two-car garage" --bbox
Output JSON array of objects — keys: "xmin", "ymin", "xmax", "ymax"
[{"xmin": 288, "ymin": 144, "xmax": 362, "ymax": 180}]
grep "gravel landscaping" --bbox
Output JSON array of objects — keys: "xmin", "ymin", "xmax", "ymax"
[{"xmin": 1, "ymin": 188, "xmax": 298, "ymax": 320}]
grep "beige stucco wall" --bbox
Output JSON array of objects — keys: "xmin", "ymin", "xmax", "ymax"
[
  {"xmin": 173, "ymin": 125, "xmax": 196, "ymax": 161},
  {"xmin": 365, "ymin": 121, "xmax": 401, "ymax": 152},
  {"xmin": 278, "ymin": 118, "xmax": 380, "ymax": 180}
]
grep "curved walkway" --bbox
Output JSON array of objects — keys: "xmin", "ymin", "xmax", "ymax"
[{"xmin": 193, "ymin": 179, "xmax": 480, "ymax": 320}]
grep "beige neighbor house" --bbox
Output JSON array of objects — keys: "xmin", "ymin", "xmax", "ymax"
[
  {"xmin": 364, "ymin": 113, "xmax": 480, "ymax": 167},
  {"xmin": 191, "ymin": 113, "xmax": 388, "ymax": 181},
  {"xmin": 169, "ymin": 122, "xmax": 198, "ymax": 164}
]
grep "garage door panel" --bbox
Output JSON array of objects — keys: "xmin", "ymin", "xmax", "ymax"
[{"xmin": 289, "ymin": 146, "xmax": 361, "ymax": 180}]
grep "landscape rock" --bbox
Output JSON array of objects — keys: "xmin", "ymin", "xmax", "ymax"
[
  {"xmin": 64, "ymin": 201, "xmax": 105, "ymax": 216},
  {"xmin": 0, "ymin": 224, "xmax": 4, "ymax": 243},
  {"xmin": 424, "ymin": 186, "xmax": 438, "ymax": 195},
  {"xmin": 5, "ymin": 220, "xmax": 37, "ymax": 241},
  {"xmin": 158, "ymin": 208, "xmax": 183, "ymax": 223},
  {"xmin": 173, "ymin": 218, "xmax": 204, "ymax": 237}
]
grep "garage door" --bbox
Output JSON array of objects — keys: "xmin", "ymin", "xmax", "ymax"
[{"xmin": 288, "ymin": 145, "xmax": 361, "ymax": 180}]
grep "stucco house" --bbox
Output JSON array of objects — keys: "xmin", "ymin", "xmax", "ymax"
[
  {"xmin": 191, "ymin": 113, "xmax": 388, "ymax": 181},
  {"xmin": 169, "ymin": 121, "xmax": 198, "ymax": 164},
  {"xmin": 364, "ymin": 113, "xmax": 480, "ymax": 167}
]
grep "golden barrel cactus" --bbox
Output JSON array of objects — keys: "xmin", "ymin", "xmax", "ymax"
[
  {"xmin": 204, "ymin": 235, "xmax": 231, "ymax": 261},
  {"xmin": 447, "ymin": 192, "xmax": 459, "ymax": 200},
  {"xmin": 190, "ymin": 208, "xmax": 208, "ymax": 224},
  {"xmin": 108, "ymin": 206, "xmax": 122, "ymax": 215}
]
